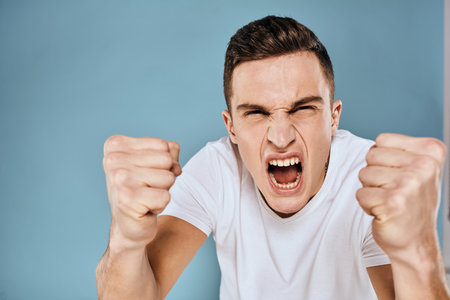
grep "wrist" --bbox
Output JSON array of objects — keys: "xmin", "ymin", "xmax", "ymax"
[
  {"xmin": 108, "ymin": 235, "xmax": 148, "ymax": 258},
  {"xmin": 388, "ymin": 231, "xmax": 440, "ymax": 273},
  {"xmin": 108, "ymin": 222, "xmax": 151, "ymax": 256},
  {"xmin": 388, "ymin": 232, "xmax": 450, "ymax": 299}
]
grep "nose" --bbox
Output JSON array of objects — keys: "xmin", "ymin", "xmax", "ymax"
[{"xmin": 267, "ymin": 114, "xmax": 296, "ymax": 149}]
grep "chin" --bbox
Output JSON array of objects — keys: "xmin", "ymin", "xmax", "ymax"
[{"xmin": 265, "ymin": 195, "xmax": 309, "ymax": 217}]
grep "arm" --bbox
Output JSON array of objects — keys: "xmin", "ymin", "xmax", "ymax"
[
  {"xmin": 357, "ymin": 134, "xmax": 450, "ymax": 300},
  {"xmin": 366, "ymin": 239, "xmax": 449, "ymax": 300},
  {"xmin": 365, "ymin": 232, "xmax": 450, "ymax": 300},
  {"xmin": 367, "ymin": 264, "xmax": 394, "ymax": 300},
  {"xmin": 96, "ymin": 242, "xmax": 157, "ymax": 299},
  {"xmin": 388, "ymin": 234, "xmax": 449, "ymax": 299},
  {"xmin": 95, "ymin": 135, "xmax": 205, "ymax": 299},
  {"xmin": 96, "ymin": 216, "xmax": 206, "ymax": 300},
  {"xmin": 147, "ymin": 216, "xmax": 207, "ymax": 298}
]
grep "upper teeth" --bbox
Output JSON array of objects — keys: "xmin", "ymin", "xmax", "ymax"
[{"xmin": 269, "ymin": 157, "xmax": 300, "ymax": 167}]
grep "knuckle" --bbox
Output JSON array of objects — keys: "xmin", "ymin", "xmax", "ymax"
[
  {"xmin": 153, "ymin": 138, "xmax": 170, "ymax": 151},
  {"xmin": 375, "ymin": 133, "xmax": 388, "ymax": 145},
  {"xmin": 364, "ymin": 150, "xmax": 371, "ymax": 163},
  {"xmin": 427, "ymin": 138, "xmax": 446, "ymax": 161},
  {"xmin": 104, "ymin": 135, "xmax": 125, "ymax": 153},
  {"xmin": 358, "ymin": 167, "xmax": 367, "ymax": 182},
  {"xmin": 159, "ymin": 190, "xmax": 171, "ymax": 206},
  {"xmin": 165, "ymin": 171, "xmax": 176, "ymax": 186},
  {"xmin": 365, "ymin": 148, "xmax": 377, "ymax": 164},
  {"xmin": 102, "ymin": 156, "xmax": 109, "ymax": 170},
  {"xmin": 399, "ymin": 172, "xmax": 420, "ymax": 188},
  {"xmin": 160, "ymin": 151, "xmax": 173, "ymax": 167},
  {"xmin": 169, "ymin": 141, "xmax": 180, "ymax": 152},
  {"xmin": 116, "ymin": 186, "xmax": 133, "ymax": 206},
  {"xmin": 415, "ymin": 155, "xmax": 436, "ymax": 171},
  {"xmin": 111, "ymin": 168, "xmax": 130, "ymax": 184},
  {"xmin": 355, "ymin": 188, "xmax": 364, "ymax": 202},
  {"xmin": 103, "ymin": 152, "xmax": 124, "ymax": 169},
  {"xmin": 423, "ymin": 137, "xmax": 443, "ymax": 150},
  {"xmin": 387, "ymin": 190, "xmax": 406, "ymax": 211},
  {"xmin": 399, "ymin": 176, "xmax": 424, "ymax": 202},
  {"xmin": 109, "ymin": 152, "xmax": 125, "ymax": 163},
  {"xmin": 103, "ymin": 154, "xmax": 114, "ymax": 169}
]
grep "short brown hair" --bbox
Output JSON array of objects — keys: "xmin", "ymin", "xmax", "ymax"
[{"xmin": 223, "ymin": 15, "xmax": 335, "ymax": 111}]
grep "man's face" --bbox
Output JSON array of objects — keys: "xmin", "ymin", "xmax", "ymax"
[{"xmin": 222, "ymin": 52, "xmax": 342, "ymax": 217}]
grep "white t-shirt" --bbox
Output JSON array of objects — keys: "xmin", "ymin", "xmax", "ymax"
[{"xmin": 162, "ymin": 130, "xmax": 390, "ymax": 299}]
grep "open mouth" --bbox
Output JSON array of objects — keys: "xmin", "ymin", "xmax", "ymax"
[{"xmin": 268, "ymin": 157, "xmax": 302, "ymax": 190}]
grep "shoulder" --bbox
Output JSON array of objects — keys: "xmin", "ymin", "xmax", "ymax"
[
  {"xmin": 182, "ymin": 136, "xmax": 242, "ymax": 181},
  {"xmin": 327, "ymin": 131, "xmax": 378, "ymax": 243},
  {"xmin": 331, "ymin": 130, "xmax": 374, "ymax": 169},
  {"xmin": 325, "ymin": 130, "xmax": 372, "ymax": 209},
  {"xmin": 187, "ymin": 136, "xmax": 239, "ymax": 166},
  {"xmin": 332, "ymin": 129, "xmax": 374, "ymax": 152},
  {"xmin": 205, "ymin": 136, "xmax": 237, "ymax": 159}
]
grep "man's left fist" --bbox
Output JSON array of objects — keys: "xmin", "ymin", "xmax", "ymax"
[{"xmin": 356, "ymin": 133, "xmax": 447, "ymax": 260}]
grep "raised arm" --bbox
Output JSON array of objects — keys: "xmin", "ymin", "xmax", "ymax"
[
  {"xmin": 95, "ymin": 135, "xmax": 206, "ymax": 299},
  {"xmin": 357, "ymin": 133, "xmax": 450, "ymax": 299}
]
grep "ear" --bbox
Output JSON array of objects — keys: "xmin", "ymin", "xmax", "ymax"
[
  {"xmin": 331, "ymin": 100, "xmax": 342, "ymax": 136},
  {"xmin": 222, "ymin": 110, "xmax": 238, "ymax": 144}
]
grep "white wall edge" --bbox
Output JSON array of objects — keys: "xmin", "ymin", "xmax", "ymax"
[{"xmin": 444, "ymin": 0, "xmax": 450, "ymax": 275}]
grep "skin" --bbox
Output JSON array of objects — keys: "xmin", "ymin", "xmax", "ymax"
[
  {"xmin": 358, "ymin": 133, "xmax": 450, "ymax": 299},
  {"xmin": 222, "ymin": 52, "xmax": 341, "ymax": 217},
  {"xmin": 96, "ymin": 135, "xmax": 189, "ymax": 299},
  {"xmin": 221, "ymin": 52, "xmax": 395, "ymax": 298},
  {"xmin": 96, "ymin": 51, "xmax": 449, "ymax": 300}
]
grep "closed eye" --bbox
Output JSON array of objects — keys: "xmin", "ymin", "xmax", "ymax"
[
  {"xmin": 244, "ymin": 110, "xmax": 270, "ymax": 116},
  {"xmin": 289, "ymin": 105, "xmax": 316, "ymax": 114}
]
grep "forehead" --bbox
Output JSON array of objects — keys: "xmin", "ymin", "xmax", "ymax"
[{"xmin": 230, "ymin": 52, "xmax": 330, "ymax": 110}]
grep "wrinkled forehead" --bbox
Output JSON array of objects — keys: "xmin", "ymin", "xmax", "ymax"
[{"xmin": 230, "ymin": 52, "xmax": 331, "ymax": 112}]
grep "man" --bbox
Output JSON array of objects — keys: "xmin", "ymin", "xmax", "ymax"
[{"xmin": 96, "ymin": 16, "xmax": 450, "ymax": 299}]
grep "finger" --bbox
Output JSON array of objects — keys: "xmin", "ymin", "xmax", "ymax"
[
  {"xmin": 375, "ymin": 133, "xmax": 447, "ymax": 165},
  {"xmin": 366, "ymin": 146, "xmax": 417, "ymax": 168},
  {"xmin": 139, "ymin": 168, "xmax": 176, "ymax": 189},
  {"xmin": 168, "ymin": 141, "xmax": 182, "ymax": 176},
  {"xmin": 104, "ymin": 135, "xmax": 170, "ymax": 154},
  {"xmin": 358, "ymin": 165, "xmax": 401, "ymax": 188},
  {"xmin": 121, "ymin": 187, "xmax": 171, "ymax": 217},
  {"xmin": 109, "ymin": 167, "xmax": 176, "ymax": 189},
  {"xmin": 356, "ymin": 187, "xmax": 389, "ymax": 221},
  {"xmin": 104, "ymin": 149, "xmax": 173, "ymax": 170},
  {"xmin": 138, "ymin": 187, "xmax": 171, "ymax": 215}
]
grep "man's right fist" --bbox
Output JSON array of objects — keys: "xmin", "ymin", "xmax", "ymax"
[{"xmin": 102, "ymin": 135, "xmax": 181, "ymax": 250}]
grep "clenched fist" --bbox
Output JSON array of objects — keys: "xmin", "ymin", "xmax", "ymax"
[
  {"xmin": 356, "ymin": 133, "xmax": 447, "ymax": 262},
  {"xmin": 103, "ymin": 135, "xmax": 182, "ymax": 251}
]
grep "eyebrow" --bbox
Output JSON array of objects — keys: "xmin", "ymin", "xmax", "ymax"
[
  {"xmin": 288, "ymin": 96, "xmax": 324, "ymax": 112},
  {"xmin": 236, "ymin": 96, "xmax": 324, "ymax": 112}
]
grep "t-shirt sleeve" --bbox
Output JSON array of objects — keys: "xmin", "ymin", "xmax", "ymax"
[
  {"xmin": 160, "ymin": 145, "xmax": 219, "ymax": 237},
  {"xmin": 361, "ymin": 216, "xmax": 391, "ymax": 268}
]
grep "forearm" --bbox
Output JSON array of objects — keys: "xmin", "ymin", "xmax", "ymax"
[
  {"xmin": 389, "ymin": 235, "xmax": 450, "ymax": 300},
  {"xmin": 96, "ymin": 243, "xmax": 160, "ymax": 300}
]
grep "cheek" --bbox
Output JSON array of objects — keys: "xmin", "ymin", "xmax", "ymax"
[
  {"xmin": 309, "ymin": 129, "xmax": 332, "ymax": 177},
  {"xmin": 234, "ymin": 121, "xmax": 267, "ymax": 172},
  {"xmin": 235, "ymin": 120, "xmax": 267, "ymax": 144},
  {"xmin": 292, "ymin": 119, "xmax": 326, "ymax": 142},
  {"xmin": 292, "ymin": 116, "xmax": 332, "ymax": 164},
  {"xmin": 292, "ymin": 112, "xmax": 332, "ymax": 138}
]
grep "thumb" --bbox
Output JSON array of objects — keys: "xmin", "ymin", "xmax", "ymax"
[{"xmin": 168, "ymin": 141, "xmax": 182, "ymax": 176}]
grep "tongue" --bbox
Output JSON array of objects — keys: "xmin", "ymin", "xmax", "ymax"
[{"xmin": 271, "ymin": 165, "xmax": 298, "ymax": 184}]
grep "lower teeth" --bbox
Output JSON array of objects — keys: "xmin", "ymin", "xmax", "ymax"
[{"xmin": 269, "ymin": 172, "xmax": 301, "ymax": 189}]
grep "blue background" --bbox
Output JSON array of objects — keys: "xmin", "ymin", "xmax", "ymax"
[{"xmin": 0, "ymin": 1, "xmax": 444, "ymax": 299}]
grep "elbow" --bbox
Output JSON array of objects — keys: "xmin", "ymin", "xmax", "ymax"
[{"xmin": 95, "ymin": 262, "xmax": 105, "ymax": 299}]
